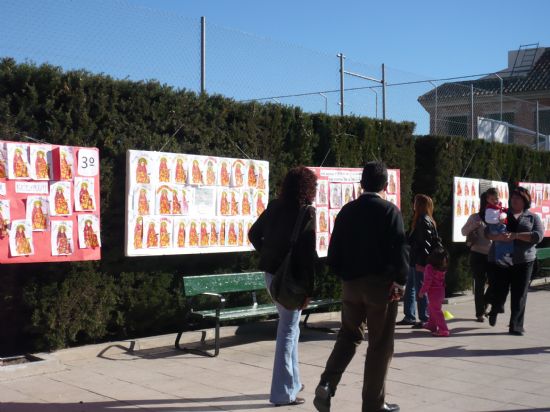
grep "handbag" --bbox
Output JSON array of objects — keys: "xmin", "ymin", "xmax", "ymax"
[{"xmin": 269, "ymin": 206, "xmax": 310, "ymax": 310}]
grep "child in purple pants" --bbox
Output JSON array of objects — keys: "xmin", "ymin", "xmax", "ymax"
[{"xmin": 419, "ymin": 247, "xmax": 450, "ymax": 337}]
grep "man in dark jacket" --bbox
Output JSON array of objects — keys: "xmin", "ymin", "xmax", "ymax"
[{"xmin": 313, "ymin": 162, "xmax": 409, "ymax": 412}]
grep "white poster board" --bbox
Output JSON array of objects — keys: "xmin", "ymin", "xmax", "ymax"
[{"xmin": 125, "ymin": 150, "xmax": 269, "ymax": 256}]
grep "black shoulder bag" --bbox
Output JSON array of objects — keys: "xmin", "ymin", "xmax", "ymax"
[{"xmin": 269, "ymin": 206, "xmax": 310, "ymax": 310}]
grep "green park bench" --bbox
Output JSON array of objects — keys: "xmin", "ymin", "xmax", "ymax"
[
  {"xmin": 534, "ymin": 247, "xmax": 550, "ymax": 281},
  {"xmin": 175, "ymin": 271, "xmax": 341, "ymax": 357}
]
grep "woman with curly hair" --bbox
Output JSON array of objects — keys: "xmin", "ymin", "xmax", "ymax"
[{"xmin": 249, "ymin": 166, "xmax": 317, "ymax": 407}]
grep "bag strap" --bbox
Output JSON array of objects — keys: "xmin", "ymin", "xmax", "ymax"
[{"xmin": 290, "ymin": 205, "xmax": 309, "ymax": 246}]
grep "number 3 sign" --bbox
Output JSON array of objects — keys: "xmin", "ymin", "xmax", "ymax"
[{"xmin": 77, "ymin": 149, "xmax": 99, "ymax": 177}]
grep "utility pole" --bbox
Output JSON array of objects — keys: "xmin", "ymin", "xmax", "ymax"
[
  {"xmin": 382, "ymin": 63, "xmax": 386, "ymax": 121},
  {"xmin": 201, "ymin": 16, "xmax": 206, "ymax": 94},
  {"xmin": 338, "ymin": 53, "xmax": 345, "ymax": 116}
]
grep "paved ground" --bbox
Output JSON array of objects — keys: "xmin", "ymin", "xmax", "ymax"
[{"xmin": 1, "ymin": 284, "xmax": 550, "ymax": 412}]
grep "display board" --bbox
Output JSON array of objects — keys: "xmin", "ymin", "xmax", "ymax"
[
  {"xmin": 308, "ymin": 167, "xmax": 401, "ymax": 257},
  {"xmin": 0, "ymin": 140, "xmax": 101, "ymax": 263},
  {"xmin": 453, "ymin": 177, "xmax": 509, "ymax": 242},
  {"xmin": 519, "ymin": 182, "xmax": 550, "ymax": 237},
  {"xmin": 125, "ymin": 150, "xmax": 269, "ymax": 256}
]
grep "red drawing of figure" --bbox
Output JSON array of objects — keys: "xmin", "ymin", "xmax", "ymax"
[
  {"xmin": 31, "ymin": 200, "xmax": 47, "ymax": 230},
  {"xmin": 175, "ymin": 158, "xmax": 187, "ymax": 183},
  {"xmin": 471, "ymin": 200, "xmax": 476, "ymax": 215},
  {"xmin": 388, "ymin": 174, "xmax": 396, "ymax": 194},
  {"xmin": 257, "ymin": 167, "xmax": 266, "ymax": 190},
  {"xmin": 159, "ymin": 189, "xmax": 171, "ymax": 215},
  {"xmin": 465, "ymin": 183, "xmax": 470, "ymax": 197},
  {"xmin": 318, "ymin": 183, "xmax": 327, "ymax": 204},
  {"xmin": 79, "ymin": 182, "xmax": 94, "ymax": 210},
  {"xmin": 60, "ymin": 151, "xmax": 72, "ymax": 180},
  {"xmin": 54, "ymin": 186, "xmax": 70, "ymax": 215},
  {"xmin": 35, "ymin": 151, "xmax": 49, "ymax": 179},
  {"xmin": 206, "ymin": 160, "xmax": 216, "ymax": 185},
  {"xmin": 191, "ymin": 159, "xmax": 203, "ymax": 184},
  {"xmin": 210, "ymin": 222, "xmax": 218, "ymax": 245},
  {"xmin": 172, "ymin": 191, "xmax": 182, "ymax": 214},
  {"xmin": 456, "ymin": 201, "xmax": 462, "ymax": 216},
  {"xmin": 319, "ymin": 236, "xmax": 327, "ymax": 251},
  {"xmin": 220, "ymin": 191, "xmax": 230, "ymax": 216},
  {"xmin": 0, "ymin": 156, "xmax": 6, "ymax": 178},
  {"xmin": 134, "ymin": 217, "xmax": 143, "ymax": 249},
  {"xmin": 83, "ymin": 219, "xmax": 100, "ymax": 249},
  {"xmin": 0, "ymin": 209, "xmax": 7, "ymax": 239},
  {"xmin": 189, "ymin": 222, "xmax": 199, "ymax": 246},
  {"xmin": 200, "ymin": 222, "xmax": 209, "ymax": 247},
  {"xmin": 219, "ymin": 221, "xmax": 226, "ymax": 246},
  {"xmin": 136, "ymin": 157, "xmax": 149, "ymax": 184},
  {"xmin": 159, "ymin": 221, "xmax": 171, "ymax": 248},
  {"xmin": 56, "ymin": 225, "xmax": 71, "ymax": 255},
  {"xmin": 177, "ymin": 222, "xmax": 186, "ymax": 247},
  {"xmin": 256, "ymin": 193, "xmax": 266, "ymax": 216},
  {"xmin": 238, "ymin": 222, "xmax": 244, "ymax": 246},
  {"xmin": 228, "ymin": 222, "xmax": 237, "ymax": 246},
  {"xmin": 471, "ymin": 183, "xmax": 476, "ymax": 197},
  {"xmin": 464, "ymin": 201, "xmax": 470, "ymax": 216},
  {"xmin": 138, "ymin": 189, "xmax": 149, "ymax": 215},
  {"xmin": 246, "ymin": 222, "xmax": 253, "ymax": 246},
  {"xmin": 220, "ymin": 162, "xmax": 230, "ymax": 186},
  {"xmin": 456, "ymin": 181, "xmax": 462, "ymax": 196},
  {"xmin": 248, "ymin": 163, "xmax": 257, "ymax": 187},
  {"xmin": 15, "ymin": 225, "xmax": 32, "ymax": 255},
  {"xmin": 159, "ymin": 157, "xmax": 170, "ymax": 183},
  {"xmin": 319, "ymin": 211, "xmax": 328, "ymax": 232},
  {"xmin": 242, "ymin": 192, "xmax": 251, "ymax": 215},
  {"xmin": 234, "ymin": 162, "xmax": 244, "ymax": 187},
  {"xmin": 13, "ymin": 148, "xmax": 29, "ymax": 178},
  {"xmin": 146, "ymin": 222, "xmax": 158, "ymax": 248},
  {"xmin": 230, "ymin": 192, "xmax": 239, "ymax": 216}
]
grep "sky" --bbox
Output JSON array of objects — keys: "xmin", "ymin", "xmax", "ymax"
[{"xmin": 1, "ymin": 0, "xmax": 549, "ymax": 134}]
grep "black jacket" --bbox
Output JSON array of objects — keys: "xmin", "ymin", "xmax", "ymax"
[
  {"xmin": 409, "ymin": 214, "xmax": 438, "ymax": 266},
  {"xmin": 248, "ymin": 199, "xmax": 317, "ymax": 295},
  {"xmin": 327, "ymin": 194, "xmax": 409, "ymax": 285}
]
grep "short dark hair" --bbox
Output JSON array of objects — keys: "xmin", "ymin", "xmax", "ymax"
[
  {"xmin": 361, "ymin": 162, "xmax": 388, "ymax": 192},
  {"xmin": 280, "ymin": 166, "xmax": 317, "ymax": 206},
  {"xmin": 427, "ymin": 246, "xmax": 449, "ymax": 271},
  {"xmin": 485, "ymin": 187, "xmax": 499, "ymax": 198},
  {"xmin": 511, "ymin": 186, "xmax": 531, "ymax": 210}
]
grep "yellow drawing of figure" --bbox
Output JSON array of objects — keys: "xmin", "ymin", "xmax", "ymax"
[
  {"xmin": 200, "ymin": 222, "xmax": 209, "ymax": 247},
  {"xmin": 134, "ymin": 217, "xmax": 143, "ymax": 249},
  {"xmin": 319, "ymin": 211, "xmax": 328, "ymax": 232},
  {"xmin": 464, "ymin": 201, "xmax": 470, "ymax": 216},
  {"xmin": 146, "ymin": 222, "xmax": 158, "ymax": 248},
  {"xmin": 60, "ymin": 151, "xmax": 72, "ymax": 180},
  {"xmin": 219, "ymin": 222, "xmax": 226, "ymax": 246},
  {"xmin": 84, "ymin": 220, "xmax": 100, "ymax": 249},
  {"xmin": 242, "ymin": 192, "xmax": 251, "ymax": 215},
  {"xmin": 175, "ymin": 158, "xmax": 187, "ymax": 183},
  {"xmin": 206, "ymin": 161, "xmax": 216, "ymax": 185},
  {"xmin": 13, "ymin": 148, "xmax": 29, "ymax": 178},
  {"xmin": 210, "ymin": 222, "xmax": 218, "ymax": 245},
  {"xmin": 228, "ymin": 222, "xmax": 237, "ymax": 246},
  {"xmin": 55, "ymin": 186, "xmax": 70, "ymax": 215},
  {"xmin": 238, "ymin": 222, "xmax": 244, "ymax": 246},
  {"xmin": 0, "ymin": 210, "xmax": 7, "ymax": 239},
  {"xmin": 248, "ymin": 163, "xmax": 257, "ymax": 187},
  {"xmin": 79, "ymin": 182, "xmax": 94, "ymax": 210},
  {"xmin": 159, "ymin": 221, "xmax": 171, "ymax": 248},
  {"xmin": 136, "ymin": 158, "xmax": 149, "ymax": 184},
  {"xmin": 456, "ymin": 201, "xmax": 462, "ymax": 216},
  {"xmin": 256, "ymin": 193, "xmax": 266, "ymax": 216},
  {"xmin": 189, "ymin": 222, "xmax": 199, "ymax": 246},
  {"xmin": 177, "ymin": 222, "xmax": 186, "ymax": 248},
  {"xmin": 35, "ymin": 151, "xmax": 49, "ymax": 179},
  {"xmin": 389, "ymin": 174, "xmax": 396, "ymax": 194},
  {"xmin": 220, "ymin": 191, "xmax": 230, "ymax": 216},
  {"xmin": 471, "ymin": 183, "xmax": 476, "ymax": 196},
  {"xmin": 31, "ymin": 200, "xmax": 47, "ymax": 230},
  {"xmin": 220, "ymin": 162, "xmax": 230, "ymax": 186},
  {"xmin": 0, "ymin": 156, "xmax": 6, "ymax": 178},
  {"xmin": 15, "ymin": 225, "xmax": 32, "ymax": 255},
  {"xmin": 57, "ymin": 225, "xmax": 71, "ymax": 255},
  {"xmin": 344, "ymin": 188, "xmax": 352, "ymax": 204},
  {"xmin": 192, "ymin": 159, "xmax": 203, "ymax": 184},
  {"xmin": 138, "ymin": 189, "xmax": 149, "ymax": 215},
  {"xmin": 159, "ymin": 189, "xmax": 171, "ymax": 215},
  {"xmin": 456, "ymin": 181, "xmax": 462, "ymax": 196},
  {"xmin": 246, "ymin": 222, "xmax": 252, "ymax": 246},
  {"xmin": 471, "ymin": 201, "xmax": 476, "ymax": 215},
  {"xmin": 230, "ymin": 192, "xmax": 239, "ymax": 216},
  {"xmin": 159, "ymin": 157, "xmax": 170, "ymax": 182},
  {"xmin": 319, "ymin": 236, "xmax": 327, "ymax": 251},
  {"xmin": 234, "ymin": 163, "xmax": 244, "ymax": 186},
  {"xmin": 172, "ymin": 191, "xmax": 182, "ymax": 214},
  {"xmin": 257, "ymin": 167, "xmax": 266, "ymax": 190}
]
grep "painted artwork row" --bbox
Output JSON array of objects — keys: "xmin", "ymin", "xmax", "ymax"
[
  {"xmin": 125, "ymin": 150, "xmax": 269, "ymax": 256},
  {"xmin": 519, "ymin": 182, "xmax": 550, "ymax": 237},
  {"xmin": 452, "ymin": 177, "xmax": 509, "ymax": 243},
  {"xmin": 309, "ymin": 167, "xmax": 401, "ymax": 258},
  {"xmin": 0, "ymin": 140, "xmax": 101, "ymax": 263}
]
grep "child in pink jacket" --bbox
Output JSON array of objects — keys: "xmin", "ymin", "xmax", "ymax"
[{"xmin": 419, "ymin": 247, "xmax": 450, "ymax": 337}]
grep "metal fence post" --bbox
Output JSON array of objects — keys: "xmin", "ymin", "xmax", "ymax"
[
  {"xmin": 382, "ymin": 63, "xmax": 386, "ymax": 121},
  {"xmin": 471, "ymin": 84, "xmax": 475, "ymax": 140},
  {"xmin": 536, "ymin": 101, "xmax": 540, "ymax": 150},
  {"xmin": 201, "ymin": 16, "xmax": 206, "ymax": 94},
  {"xmin": 338, "ymin": 53, "xmax": 345, "ymax": 116}
]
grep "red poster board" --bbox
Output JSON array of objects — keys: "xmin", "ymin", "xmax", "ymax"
[
  {"xmin": 0, "ymin": 140, "xmax": 101, "ymax": 263},
  {"xmin": 518, "ymin": 182, "xmax": 550, "ymax": 237},
  {"xmin": 308, "ymin": 167, "xmax": 401, "ymax": 257}
]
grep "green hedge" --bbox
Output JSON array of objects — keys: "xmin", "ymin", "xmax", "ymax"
[
  {"xmin": 0, "ymin": 58, "xmax": 415, "ymax": 354},
  {"xmin": 414, "ymin": 136, "xmax": 550, "ymax": 293}
]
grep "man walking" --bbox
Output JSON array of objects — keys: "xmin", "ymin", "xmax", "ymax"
[{"xmin": 313, "ymin": 162, "xmax": 409, "ymax": 412}]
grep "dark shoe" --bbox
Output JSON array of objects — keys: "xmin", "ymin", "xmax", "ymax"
[
  {"xmin": 396, "ymin": 318, "xmax": 416, "ymax": 326},
  {"xmin": 411, "ymin": 322, "xmax": 424, "ymax": 329},
  {"xmin": 313, "ymin": 382, "xmax": 333, "ymax": 412},
  {"xmin": 509, "ymin": 328, "xmax": 525, "ymax": 336},
  {"xmin": 488, "ymin": 312, "xmax": 497, "ymax": 327},
  {"xmin": 275, "ymin": 397, "xmax": 305, "ymax": 407},
  {"xmin": 371, "ymin": 403, "xmax": 400, "ymax": 412},
  {"xmin": 476, "ymin": 316, "xmax": 485, "ymax": 323}
]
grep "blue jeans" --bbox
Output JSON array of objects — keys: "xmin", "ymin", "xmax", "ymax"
[
  {"xmin": 403, "ymin": 266, "xmax": 429, "ymax": 322},
  {"xmin": 265, "ymin": 273, "xmax": 302, "ymax": 405}
]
